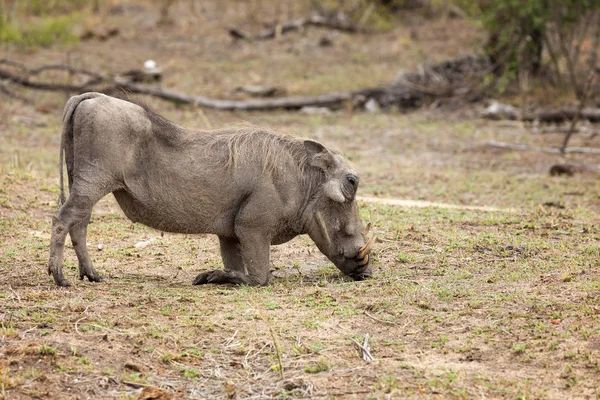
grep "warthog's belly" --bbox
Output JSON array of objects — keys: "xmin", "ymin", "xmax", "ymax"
[{"xmin": 111, "ymin": 189, "xmax": 236, "ymax": 236}]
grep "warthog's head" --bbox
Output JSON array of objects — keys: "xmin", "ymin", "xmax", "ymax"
[{"xmin": 304, "ymin": 140, "xmax": 374, "ymax": 281}]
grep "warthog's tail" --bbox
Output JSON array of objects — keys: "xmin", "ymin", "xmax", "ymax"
[{"xmin": 59, "ymin": 92, "xmax": 104, "ymax": 206}]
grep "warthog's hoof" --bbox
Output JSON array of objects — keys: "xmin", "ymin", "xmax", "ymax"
[
  {"xmin": 49, "ymin": 267, "xmax": 71, "ymax": 287},
  {"xmin": 192, "ymin": 270, "xmax": 230, "ymax": 285},
  {"xmin": 79, "ymin": 273, "xmax": 104, "ymax": 283},
  {"xmin": 192, "ymin": 271, "xmax": 211, "ymax": 285},
  {"xmin": 55, "ymin": 278, "xmax": 71, "ymax": 287},
  {"xmin": 193, "ymin": 270, "xmax": 217, "ymax": 285}
]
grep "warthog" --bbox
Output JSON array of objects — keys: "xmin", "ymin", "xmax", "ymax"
[{"xmin": 47, "ymin": 92, "xmax": 374, "ymax": 287}]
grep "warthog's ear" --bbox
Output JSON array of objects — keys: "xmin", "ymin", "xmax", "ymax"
[
  {"xmin": 305, "ymin": 140, "xmax": 346, "ymax": 203},
  {"xmin": 304, "ymin": 140, "xmax": 335, "ymax": 171}
]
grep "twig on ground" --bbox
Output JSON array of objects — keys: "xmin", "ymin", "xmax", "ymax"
[
  {"xmin": 349, "ymin": 335, "xmax": 374, "ymax": 361},
  {"xmin": 362, "ymin": 334, "xmax": 372, "ymax": 361},
  {"xmin": 74, "ymin": 316, "xmax": 140, "ymax": 338},
  {"xmin": 223, "ymin": 330, "xmax": 238, "ymax": 347},
  {"xmin": 269, "ymin": 327, "xmax": 284, "ymax": 379},
  {"xmin": 121, "ymin": 380, "xmax": 149, "ymax": 388},
  {"xmin": 7, "ymin": 286, "xmax": 21, "ymax": 305},
  {"xmin": 364, "ymin": 311, "xmax": 399, "ymax": 326},
  {"xmin": 295, "ymin": 390, "xmax": 372, "ymax": 398}
]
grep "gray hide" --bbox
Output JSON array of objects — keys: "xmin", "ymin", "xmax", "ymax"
[{"xmin": 47, "ymin": 92, "xmax": 374, "ymax": 287}]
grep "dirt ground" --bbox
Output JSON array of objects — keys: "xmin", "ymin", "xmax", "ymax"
[{"xmin": 1, "ymin": 2, "xmax": 600, "ymax": 399}]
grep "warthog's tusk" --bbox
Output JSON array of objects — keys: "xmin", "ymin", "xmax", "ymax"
[
  {"xmin": 358, "ymin": 254, "xmax": 369, "ymax": 266},
  {"xmin": 315, "ymin": 211, "xmax": 332, "ymax": 248},
  {"xmin": 358, "ymin": 223, "xmax": 374, "ymax": 259}
]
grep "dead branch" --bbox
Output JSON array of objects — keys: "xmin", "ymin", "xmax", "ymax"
[
  {"xmin": 228, "ymin": 12, "xmax": 357, "ymax": 41},
  {"xmin": 0, "ymin": 59, "xmax": 107, "ymax": 81},
  {"xmin": 353, "ymin": 55, "xmax": 491, "ymax": 109},
  {"xmin": 0, "ymin": 59, "xmax": 108, "ymax": 92},
  {"xmin": 482, "ymin": 102, "xmax": 600, "ymax": 123},
  {"xmin": 487, "ymin": 140, "xmax": 600, "ymax": 155},
  {"xmin": 234, "ymin": 85, "xmax": 286, "ymax": 98}
]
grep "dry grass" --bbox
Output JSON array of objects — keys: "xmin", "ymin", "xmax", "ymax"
[{"xmin": 1, "ymin": 1, "xmax": 600, "ymax": 399}]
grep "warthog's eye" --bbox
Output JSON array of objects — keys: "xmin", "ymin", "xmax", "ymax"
[{"xmin": 346, "ymin": 174, "xmax": 358, "ymax": 187}]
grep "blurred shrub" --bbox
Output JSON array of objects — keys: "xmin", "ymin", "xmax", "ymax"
[
  {"xmin": 19, "ymin": 0, "xmax": 88, "ymax": 16},
  {"xmin": 0, "ymin": 0, "xmax": 81, "ymax": 47},
  {"xmin": 454, "ymin": 0, "xmax": 600, "ymax": 83},
  {"xmin": 312, "ymin": 0, "xmax": 400, "ymax": 30},
  {"xmin": 0, "ymin": 15, "xmax": 79, "ymax": 47}
]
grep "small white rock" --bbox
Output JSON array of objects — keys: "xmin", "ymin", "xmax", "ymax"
[
  {"xmin": 144, "ymin": 59, "xmax": 157, "ymax": 70},
  {"xmin": 364, "ymin": 98, "xmax": 380, "ymax": 113}
]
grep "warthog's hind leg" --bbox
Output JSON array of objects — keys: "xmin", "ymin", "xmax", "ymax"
[
  {"xmin": 48, "ymin": 192, "xmax": 99, "ymax": 287},
  {"xmin": 70, "ymin": 215, "xmax": 103, "ymax": 282},
  {"xmin": 192, "ymin": 234, "xmax": 270, "ymax": 286}
]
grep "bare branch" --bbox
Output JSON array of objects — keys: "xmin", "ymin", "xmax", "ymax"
[
  {"xmin": 482, "ymin": 102, "xmax": 600, "ymax": 123},
  {"xmin": 228, "ymin": 12, "xmax": 358, "ymax": 41},
  {"xmin": 560, "ymin": 12, "xmax": 600, "ymax": 153},
  {"xmin": 487, "ymin": 140, "xmax": 600, "ymax": 155}
]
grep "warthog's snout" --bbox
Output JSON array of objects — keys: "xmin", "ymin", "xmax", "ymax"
[{"xmin": 334, "ymin": 222, "xmax": 374, "ymax": 281}]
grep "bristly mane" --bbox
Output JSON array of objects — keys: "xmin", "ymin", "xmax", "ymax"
[{"xmin": 203, "ymin": 127, "xmax": 309, "ymax": 174}]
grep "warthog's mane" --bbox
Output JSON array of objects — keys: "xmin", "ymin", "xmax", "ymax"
[
  {"xmin": 136, "ymin": 99, "xmax": 310, "ymax": 175},
  {"xmin": 204, "ymin": 126, "xmax": 310, "ymax": 174}
]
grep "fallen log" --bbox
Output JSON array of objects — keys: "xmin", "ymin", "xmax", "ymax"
[
  {"xmin": 482, "ymin": 101, "xmax": 600, "ymax": 123},
  {"xmin": 120, "ymin": 80, "xmax": 351, "ymax": 110},
  {"xmin": 228, "ymin": 12, "xmax": 357, "ymax": 41}
]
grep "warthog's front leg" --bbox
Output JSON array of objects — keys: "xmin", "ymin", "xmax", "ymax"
[
  {"xmin": 193, "ymin": 233, "xmax": 270, "ymax": 286},
  {"xmin": 218, "ymin": 237, "xmax": 244, "ymax": 273},
  {"xmin": 70, "ymin": 215, "xmax": 103, "ymax": 282}
]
